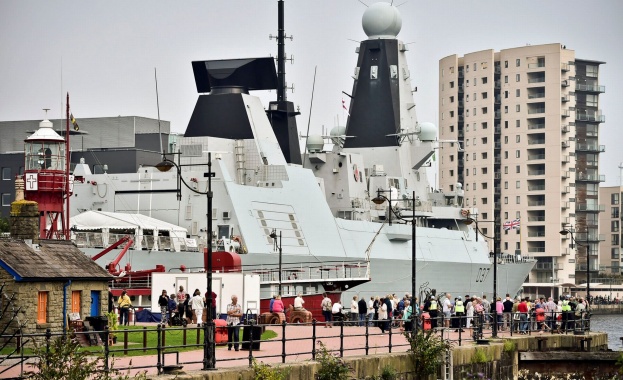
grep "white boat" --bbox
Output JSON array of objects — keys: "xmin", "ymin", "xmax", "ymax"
[{"xmin": 66, "ymin": 2, "xmax": 534, "ymax": 312}]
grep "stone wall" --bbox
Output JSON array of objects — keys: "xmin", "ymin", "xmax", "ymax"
[{"xmin": 0, "ymin": 271, "xmax": 110, "ymax": 347}]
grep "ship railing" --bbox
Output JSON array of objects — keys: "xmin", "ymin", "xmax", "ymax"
[
  {"xmin": 491, "ymin": 253, "xmax": 535, "ymax": 265},
  {"xmin": 244, "ymin": 261, "xmax": 370, "ymax": 283},
  {"xmin": 74, "ymin": 231, "xmax": 197, "ymax": 253}
]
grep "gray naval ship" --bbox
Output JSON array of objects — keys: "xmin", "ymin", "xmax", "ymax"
[{"xmin": 68, "ymin": 2, "xmax": 534, "ymax": 307}]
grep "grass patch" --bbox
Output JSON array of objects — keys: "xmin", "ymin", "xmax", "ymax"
[
  {"xmin": 1, "ymin": 324, "xmax": 279, "ymax": 358},
  {"xmin": 503, "ymin": 339, "xmax": 516, "ymax": 353},
  {"xmin": 471, "ymin": 347, "xmax": 491, "ymax": 364}
]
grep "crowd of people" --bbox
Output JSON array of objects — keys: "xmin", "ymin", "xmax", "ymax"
[{"xmin": 318, "ymin": 292, "xmax": 591, "ymax": 335}]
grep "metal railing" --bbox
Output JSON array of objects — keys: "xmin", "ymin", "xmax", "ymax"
[{"xmin": 0, "ymin": 309, "xmax": 593, "ymax": 378}]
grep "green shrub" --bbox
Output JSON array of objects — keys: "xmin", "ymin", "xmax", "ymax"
[
  {"xmin": 25, "ymin": 336, "xmax": 146, "ymax": 380},
  {"xmin": 503, "ymin": 339, "xmax": 516, "ymax": 353},
  {"xmin": 405, "ymin": 329, "xmax": 452, "ymax": 379},
  {"xmin": 252, "ymin": 359, "xmax": 290, "ymax": 380},
  {"xmin": 315, "ymin": 341, "xmax": 351, "ymax": 380},
  {"xmin": 379, "ymin": 364, "xmax": 398, "ymax": 379},
  {"xmin": 471, "ymin": 347, "xmax": 491, "ymax": 364}
]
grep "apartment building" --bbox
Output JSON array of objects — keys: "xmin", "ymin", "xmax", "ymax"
[
  {"xmin": 599, "ymin": 185, "xmax": 622, "ymax": 275},
  {"xmin": 438, "ymin": 43, "xmax": 606, "ymax": 298}
]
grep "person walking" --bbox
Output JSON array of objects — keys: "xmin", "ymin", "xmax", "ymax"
[
  {"xmin": 378, "ymin": 297, "xmax": 388, "ymax": 333},
  {"xmin": 367, "ymin": 297, "xmax": 375, "ymax": 326},
  {"xmin": 118, "ymin": 290, "xmax": 132, "ymax": 326},
  {"xmin": 358, "ymin": 296, "xmax": 367, "ymax": 326},
  {"xmin": 454, "ymin": 296, "xmax": 465, "ymax": 332},
  {"xmin": 191, "ymin": 289, "xmax": 204, "ymax": 326},
  {"xmin": 158, "ymin": 289, "xmax": 170, "ymax": 325},
  {"xmin": 442, "ymin": 293, "xmax": 453, "ymax": 328},
  {"xmin": 350, "ymin": 296, "xmax": 359, "ymax": 325},
  {"xmin": 518, "ymin": 297, "xmax": 529, "ymax": 334},
  {"xmin": 321, "ymin": 293, "xmax": 332, "ymax": 327},
  {"xmin": 226, "ymin": 295, "xmax": 242, "ymax": 351},
  {"xmin": 503, "ymin": 294, "xmax": 514, "ymax": 331}
]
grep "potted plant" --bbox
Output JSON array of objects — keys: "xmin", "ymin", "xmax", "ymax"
[{"xmin": 105, "ymin": 311, "xmax": 119, "ymax": 345}]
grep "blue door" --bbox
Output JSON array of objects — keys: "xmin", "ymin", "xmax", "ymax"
[{"xmin": 91, "ymin": 291, "xmax": 101, "ymax": 316}]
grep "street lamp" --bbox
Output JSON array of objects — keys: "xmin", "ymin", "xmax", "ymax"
[
  {"xmin": 156, "ymin": 152, "xmax": 215, "ymax": 370},
  {"xmin": 269, "ymin": 229, "xmax": 283, "ymax": 295},
  {"xmin": 560, "ymin": 228, "xmax": 589, "ymax": 306},
  {"xmin": 373, "ymin": 189, "xmax": 417, "ymax": 334},
  {"xmin": 463, "ymin": 216, "xmax": 499, "ymax": 338}
]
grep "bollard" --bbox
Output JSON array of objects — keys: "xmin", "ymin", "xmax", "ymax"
[
  {"xmin": 281, "ymin": 320, "xmax": 286, "ymax": 363},
  {"xmin": 365, "ymin": 316, "xmax": 369, "ymax": 355},
  {"xmin": 339, "ymin": 319, "xmax": 344, "ymax": 357},
  {"xmin": 248, "ymin": 320, "xmax": 254, "ymax": 368},
  {"xmin": 143, "ymin": 327, "xmax": 148, "ymax": 352},
  {"xmin": 388, "ymin": 319, "xmax": 393, "ymax": 353},
  {"xmin": 156, "ymin": 324, "xmax": 162, "ymax": 375}
]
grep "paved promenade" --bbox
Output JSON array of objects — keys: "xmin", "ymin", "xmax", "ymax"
[{"xmin": 0, "ymin": 323, "xmax": 546, "ymax": 378}]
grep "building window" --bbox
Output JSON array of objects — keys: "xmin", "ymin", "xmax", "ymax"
[
  {"xmin": 2, "ymin": 168, "xmax": 10, "ymax": 180},
  {"xmin": 482, "ymin": 77, "xmax": 488, "ymax": 84},
  {"xmin": 612, "ymin": 234, "xmax": 620, "ymax": 245},
  {"xmin": 450, "ymin": 96, "xmax": 455, "ymax": 103},
  {"xmin": 516, "ymin": 165, "xmax": 520, "ymax": 173},
  {"xmin": 482, "ymin": 122, "xmax": 488, "ymax": 129},
  {"xmin": 515, "ymin": 150, "xmax": 520, "ymax": 158},
  {"xmin": 504, "ymin": 136, "xmax": 509, "ymax": 144},
  {"xmin": 516, "ymin": 135, "xmax": 521, "ymax": 143},
  {"xmin": 516, "ymin": 89, "xmax": 520, "ymax": 97},
  {"xmin": 450, "ymin": 111, "xmax": 454, "ymax": 117},
  {"xmin": 612, "ymin": 207, "xmax": 620, "ymax": 219},
  {"xmin": 504, "ymin": 91, "xmax": 509, "ymax": 99},
  {"xmin": 504, "ymin": 181, "xmax": 508, "ymax": 189},
  {"xmin": 481, "ymin": 152, "xmax": 488, "ymax": 159},
  {"xmin": 516, "ymin": 120, "xmax": 521, "ymax": 128},
  {"xmin": 473, "ymin": 108, "xmax": 476, "ymax": 116},
  {"xmin": 504, "ymin": 212, "xmax": 509, "ymax": 219},
  {"xmin": 1, "ymin": 193, "xmax": 10, "ymax": 207},
  {"xmin": 504, "ymin": 166, "xmax": 508, "ymax": 174},
  {"xmin": 504, "ymin": 151, "xmax": 509, "ymax": 159},
  {"xmin": 612, "ymin": 220, "xmax": 620, "ymax": 232},
  {"xmin": 504, "ymin": 197, "xmax": 508, "ymax": 204},
  {"xmin": 37, "ymin": 291, "xmax": 48, "ymax": 324},
  {"xmin": 473, "ymin": 182, "xmax": 477, "ymax": 190},
  {"xmin": 504, "ymin": 61, "xmax": 508, "ymax": 68},
  {"xmin": 482, "ymin": 137, "xmax": 487, "ymax": 144},
  {"xmin": 516, "ymin": 58, "xmax": 521, "ymax": 67},
  {"xmin": 450, "ymin": 81, "xmax": 455, "ymax": 88},
  {"xmin": 516, "ymin": 105, "xmax": 520, "ymax": 112},
  {"xmin": 504, "ymin": 106, "xmax": 508, "ymax": 114},
  {"xmin": 481, "ymin": 183, "xmax": 487, "ymax": 190},
  {"xmin": 71, "ymin": 291, "xmax": 81, "ymax": 314},
  {"xmin": 504, "ymin": 75, "xmax": 508, "ymax": 83},
  {"xmin": 516, "ymin": 74, "xmax": 521, "ymax": 82},
  {"xmin": 482, "ymin": 92, "xmax": 488, "ymax": 99},
  {"xmin": 516, "ymin": 180, "xmax": 521, "ymax": 189},
  {"xmin": 516, "ymin": 196, "xmax": 521, "ymax": 204},
  {"xmin": 482, "ymin": 107, "xmax": 488, "ymax": 114},
  {"xmin": 481, "ymin": 167, "xmax": 487, "ymax": 174},
  {"xmin": 612, "ymin": 193, "xmax": 620, "ymax": 205},
  {"xmin": 481, "ymin": 198, "xmax": 488, "ymax": 204},
  {"xmin": 504, "ymin": 121, "xmax": 508, "ymax": 129}
]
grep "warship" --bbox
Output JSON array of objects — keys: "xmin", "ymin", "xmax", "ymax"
[{"xmin": 65, "ymin": 2, "xmax": 535, "ymax": 311}]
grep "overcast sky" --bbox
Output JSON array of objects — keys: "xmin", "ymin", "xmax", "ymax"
[{"xmin": 1, "ymin": 0, "xmax": 621, "ymax": 186}]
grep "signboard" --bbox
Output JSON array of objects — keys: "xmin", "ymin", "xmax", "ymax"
[{"xmin": 25, "ymin": 173, "xmax": 38, "ymax": 191}]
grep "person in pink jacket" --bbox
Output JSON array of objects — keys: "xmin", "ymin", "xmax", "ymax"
[{"xmin": 272, "ymin": 295, "xmax": 285, "ymax": 313}]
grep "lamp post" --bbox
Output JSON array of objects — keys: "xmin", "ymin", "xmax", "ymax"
[
  {"xmin": 373, "ymin": 189, "xmax": 417, "ymax": 335},
  {"xmin": 269, "ymin": 229, "xmax": 283, "ymax": 295},
  {"xmin": 560, "ymin": 228, "xmax": 589, "ymax": 306},
  {"xmin": 156, "ymin": 152, "xmax": 215, "ymax": 370},
  {"xmin": 463, "ymin": 216, "xmax": 499, "ymax": 338}
]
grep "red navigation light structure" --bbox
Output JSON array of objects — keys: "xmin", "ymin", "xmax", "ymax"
[{"xmin": 23, "ymin": 100, "xmax": 72, "ymax": 240}]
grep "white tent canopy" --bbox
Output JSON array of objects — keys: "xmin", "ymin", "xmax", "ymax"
[{"xmin": 70, "ymin": 211, "xmax": 189, "ymax": 252}]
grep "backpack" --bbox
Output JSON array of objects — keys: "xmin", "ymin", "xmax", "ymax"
[{"xmin": 322, "ymin": 298, "xmax": 332, "ymax": 311}]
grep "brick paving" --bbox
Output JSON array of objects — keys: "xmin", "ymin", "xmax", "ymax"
[{"xmin": 0, "ymin": 322, "xmax": 529, "ymax": 378}]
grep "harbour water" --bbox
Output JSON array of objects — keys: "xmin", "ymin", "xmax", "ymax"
[{"xmin": 590, "ymin": 314, "xmax": 623, "ymax": 350}]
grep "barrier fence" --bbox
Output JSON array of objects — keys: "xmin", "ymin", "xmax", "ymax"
[{"xmin": 0, "ymin": 311, "xmax": 592, "ymax": 378}]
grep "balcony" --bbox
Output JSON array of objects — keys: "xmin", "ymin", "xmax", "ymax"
[
  {"xmin": 561, "ymin": 125, "xmax": 570, "ymax": 133},
  {"xmin": 528, "ymin": 139, "xmax": 545, "ymax": 145},
  {"xmin": 528, "ymin": 154, "xmax": 545, "ymax": 161},
  {"xmin": 576, "ymin": 113, "xmax": 605, "ymax": 122},
  {"xmin": 458, "ymin": 71, "xmax": 464, "ymax": 79},
  {"xmin": 528, "ymin": 184, "xmax": 545, "ymax": 190},
  {"xmin": 528, "ymin": 123, "xmax": 545, "ymax": 130},
  {"xmin": 534, "ymin": 262, "xmax": 559, "ymax": 271},
  {"xmin": 495, "ymin": 95, "xmax": 501, "ymax": 104},
  {"xmin": 562, "ymin": 155, "xmax": 570, "ymax": 163},
  {"xmin": 576, "ymin": 83, "xmax": 605, "ymax": 93},
  {"xmin": 528, "ymin": 108, "xmax": 545, "ymax": 114},
  {"xmin": 528, "ymin": 62, "xmax": 546, "ymax": 69},
  {"xmin": 528, "ymin": 92, "xmax": 545, "ymax": 99},
  {"xmin": 458, "ymin": 115, "xmax": 464, "ymax": 123},
  {"xmin": 561, "ymin": 201, "xmax": 570, "ymax": 209},
  {"xmin": 494, "ymin": 126, "xmax": 501, "ymax": 134},
  {"xmin": 562, "ymin": 186, "xmax": 570, "ymax": 194},
  {"xmin": 561, "ymin": 171, "xmax": 571, "ymax": 178},
  {"xmin": 576, "ymin": 204, "xmax": 605, "ymax": 212},
  {"xmin": 494, "ymin": 111, "xmax": 501, "ymax": 119},
  {"xmin": 576, "ymin": 172, "xmax": 605, "ymax": 182},
  {"xmin": 494, "ymin": 142, "xmax": 501, "ymax": 150},
  {"xmin": 561, "ymin": 80, "xmax": 569, "ymax": 87},
  {"xmin": 576, "ymin": 143, "xmax": 605, "ymax": 152},
  {"xmin": 528, "ymin": 170, "xmax": 546, "ymax": 176},
  {"xmin": 561, "ymin": 109, "xmax": 570, "ymax": 117},
  {"xmin": 561, "ymin": 95, "xmax": 570, "ymax": 102},
  {"xmin": 528, "ymin": 247, "xmax": 546, "ymax": 253},
  {"xmin": 528, "ymin": 77, "xmax": 545, "ymax": 84},
  {"xmin": 458, "ymin": 85, "xmax": 464, "ymax": 93},
  {"xmin": 561, "ymin": 141, "xmax": 570, "ymax": 148},
  {"xmin": 528, "ymin": 216, "xmax": 546, "ymax": 222},
  {"xmin": 495, "ymin": 66, "xmax": 501, "ymax": 75},
  {"xmin": 528, "ymin": 231, "xmax": 547, "ymax": 238},
  {"xmin": 494, "ymin": 80, "xmax": 501, "ymax": 89},
  {"xmin": 528, "ymin": 200, "xmax": 546, "ymax": 206},
  {"xmin": 561, "ymin": 63, "xmax": 570, "ymax": 72},
  {"xmin": 575, "ymin": 233, "xmax": 605, "ymax": 242}
]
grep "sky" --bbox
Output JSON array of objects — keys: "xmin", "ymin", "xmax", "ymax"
[{"xmin": 1, "ymin": 0, "xmax": 622, "ymax": 186}]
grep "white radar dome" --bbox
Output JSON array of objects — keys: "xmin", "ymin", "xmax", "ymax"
[
  {"xmin": 418, "ymin": 122, "xmax": 437, "ymax": 142},
  {"xmin": 306, "ymin": 135, "xmax": 324, "ymax": 153},
  {"xmin": 362, "ymin": 2, "xmax": 402, "ymax": 39},
  {"xmin": 330, "ymin": 126, "xmax": 346, "ymax": 146}
]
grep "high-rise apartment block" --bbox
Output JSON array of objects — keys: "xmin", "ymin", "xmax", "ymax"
[
  {"xmin": 599, "ymin": 185, "xmax": 621, "ymax": 275},
  {"xmin": 438, "ymin": 43, "xmax": 605, "ymax": 298}
]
